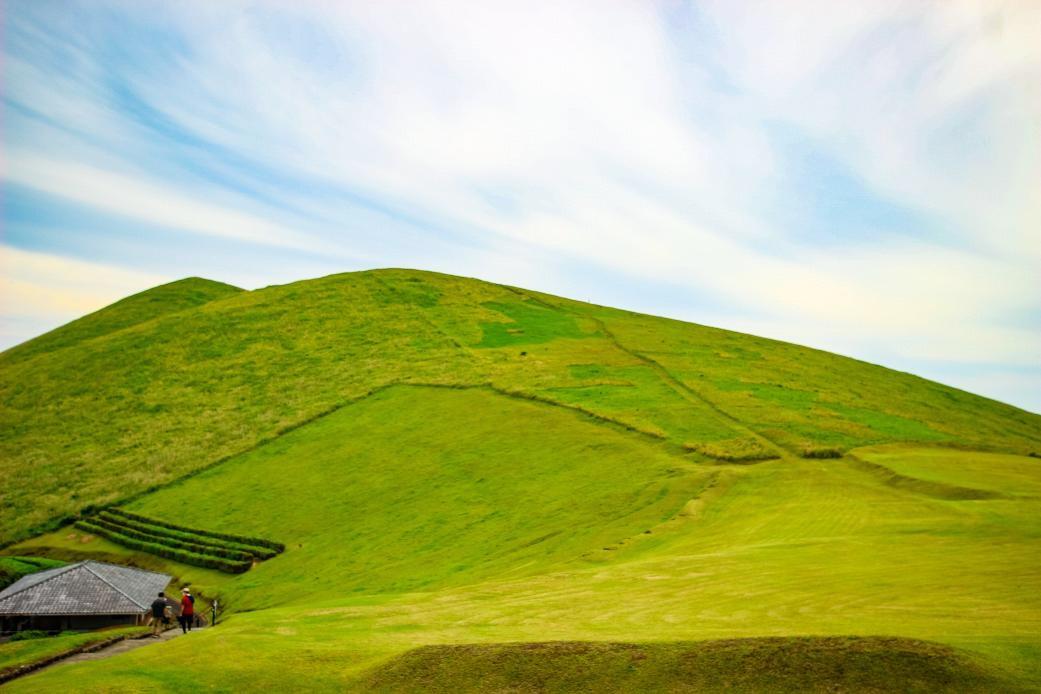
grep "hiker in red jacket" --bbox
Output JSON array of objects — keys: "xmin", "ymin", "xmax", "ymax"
[{"xmin": 179, "ymin": 587, "xmax": 195, "ymax": 633}]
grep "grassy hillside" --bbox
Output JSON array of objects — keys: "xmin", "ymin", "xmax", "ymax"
[
  {"xmin": 10, "ymin": 434, "xmax": 1041, "ymax": 690},
  {"xmin": 9, "ymin": 398, "xmax": 1041, "ymax": 690},
  {"xmin": 2, "ymin": 268, "xmax": 1040, "ymax": 691},
  {"xmin": 2, "ymin": 269, "xmax": 1039, "ymax": 546},
  {"xmin": 124, "ymin": 385, "xmax": 714, "ymax": 609}
]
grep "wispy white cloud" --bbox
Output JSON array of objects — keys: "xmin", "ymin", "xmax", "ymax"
[
  {"xmin": 697, "ymin": 0, "xmax": 1041, "ymax": 258},
  {"xmin": 2, "ymin": 0, "xmax": 1039, "ymax": 410},
  {"xmin": 3, "ymin": 152, "xmax": 335, "ymax": 254}
]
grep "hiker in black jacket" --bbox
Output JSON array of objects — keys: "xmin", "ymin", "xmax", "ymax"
[{"xmin": 150, "ymin": 592, "xmax": 170, "ymax": 638}]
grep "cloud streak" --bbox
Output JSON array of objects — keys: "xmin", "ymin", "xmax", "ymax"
[
  {"xmin": 2, "ymin": 0, "xmax": 1039, "ymax": 410},
  {"xmin": 3, "ymin": 153, "xmax": 331, "ymax": 253}
]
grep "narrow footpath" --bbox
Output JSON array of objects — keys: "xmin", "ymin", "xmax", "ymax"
[
  {"xmin": 53, "ymin": 626, "xmax": 195, "ymax": 668},
  {"xmin": 7, "ymin": 626, "xmax": 200, "ymax": 684}
]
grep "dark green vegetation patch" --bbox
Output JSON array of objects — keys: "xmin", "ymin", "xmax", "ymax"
[
  {"xmin": 360, "ymin": 637, "xmax": 1020, "ymax": 693},
  {"xmin": 73, "ymin": 509, "xmax": 282, "ymax": 573},
  {"xmin": 103, "ymin": 509, "xmax": 284, "ymax": 553},
  {"xmin": 0, "ymin": 556, "xmax": 65, "ymax": 591}
]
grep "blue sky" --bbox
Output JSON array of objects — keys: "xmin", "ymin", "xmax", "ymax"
[{"xmin": 2, "ymin": 0, "xmax": 1039, "ymax": 412}]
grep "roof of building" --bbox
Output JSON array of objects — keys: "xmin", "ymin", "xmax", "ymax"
[{"xmin": 0, "ymin": 560, "xmax": 171, "ymax": 616}]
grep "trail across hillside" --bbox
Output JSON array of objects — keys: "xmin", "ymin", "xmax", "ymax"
[{"xmin": 18, "ymin": 627, "xmax": 191, "ymax": 682}]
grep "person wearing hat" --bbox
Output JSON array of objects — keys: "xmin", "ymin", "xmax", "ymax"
[{"xmin": 178, "ymin": 587, "xmax": 196, "ymax": 633}]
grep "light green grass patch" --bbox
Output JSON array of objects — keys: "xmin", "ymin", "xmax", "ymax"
[
  {"xmin": 476, "ymin": 300, "xmax": 596, "ymax": 347},
  {"xmin": 851, "ymin": 444, "xmax": 1041, "ymax": 498},
  {"xmin": 114, "ymin": 385, "xmax": 712, "ymax": 610}
]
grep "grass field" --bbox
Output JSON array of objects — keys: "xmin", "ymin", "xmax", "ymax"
[{"xmin": 2, "ymin": 269, "xmax": 1040, "ymax": 691}]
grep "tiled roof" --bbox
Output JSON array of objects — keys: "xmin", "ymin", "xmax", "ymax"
[{"xmin": 0, "ymin": 561, "xmax": 171, "ymax": 616}]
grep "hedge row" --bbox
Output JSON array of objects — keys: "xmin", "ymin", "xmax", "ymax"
[
  {"xmin": 104, "ymin": 508, "xmax": 285, "ymax": 553},
  {"xmin": 800, "ymin": 447, "xmax": 843, "ymax": 459},
  {"xmin": 88, "ymin": 515, "xmax": 256, "ymax": 562},
  {"xmin": 74, "ymin": 521, "xmax": 252, "ymax": 574},
  {"xmin": 96, "ymin": 511, "xmax": 277, "ymax": 559}
]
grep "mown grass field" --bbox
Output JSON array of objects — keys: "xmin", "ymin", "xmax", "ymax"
[{"xmin": 2, "ymin": 269, "xmax": 1040, "ymax": 691}]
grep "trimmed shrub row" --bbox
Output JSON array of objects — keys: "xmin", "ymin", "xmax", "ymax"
[
  {"xmin": 96, "ymin": 511, "xmax": 278, "ymax": 559},
  {"xmin": 105, "ymin": 508, "xmax": 285, "ymax": 553},
  {"xmin": 74, "ymin": 521, "xmax": 251, "ymax": 573},
  {"xmin": 682, "ymin": 440, "xmax": 779, "ymax": 463},
  {"xmin": 88, "ymin": 515, "xmax": 256, "ymax": 562},
  {"xmin": 800, "ymin": 447, "xmax": 843, "ymax": 459}
]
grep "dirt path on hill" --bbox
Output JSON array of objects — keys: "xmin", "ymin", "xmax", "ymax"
[{"xmin": 54, "ymin": 626, "xmax": 191, "ymax": 667}]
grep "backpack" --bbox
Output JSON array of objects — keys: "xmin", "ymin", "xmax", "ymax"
[{"xmin": 189, "ymin": 594, "xmax": 195, "ymax": 605}]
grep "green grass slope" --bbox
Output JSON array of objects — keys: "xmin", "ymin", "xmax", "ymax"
[
  {"xmin": 107, "ymin": 385, "xmax": 711, "ymax": 609},
  {"xmin": 2, "ymin": 269, "xmax": 1039, "ymax": 547},
  {"xmin": 3, "ymin": 268, "xmax": 1041, "ymax": 691},
  {"xmin": 8, "ymin": 400, "xmax": 1040, "ymax": 690}
]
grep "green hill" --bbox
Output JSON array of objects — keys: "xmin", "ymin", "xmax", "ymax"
[
  {"xmin": 2, "ymin": 269, "xmax": 1040, "ymax": 691},
  {"xmin": 2, "ymin": 269, "xmax": 1038, "ymax": 546}
]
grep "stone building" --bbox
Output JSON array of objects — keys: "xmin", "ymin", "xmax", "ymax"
[{"xmin": 0, "ymin": 560, "xmax": 170, "ymax": 633}]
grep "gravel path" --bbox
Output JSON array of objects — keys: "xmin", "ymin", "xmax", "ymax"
[{"xmin": 35, "ymin": 626, "xmax": 199, "ymax": 674}]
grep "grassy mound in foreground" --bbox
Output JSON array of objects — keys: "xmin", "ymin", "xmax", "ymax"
[{"xmin": 359, "ymin": 637, "xmax": 1019, "ymax": 693}]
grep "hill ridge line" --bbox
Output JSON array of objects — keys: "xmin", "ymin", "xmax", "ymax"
[
  {"xmin": 592, "ymin": 317, "xmax": 793, "ymax": 459},
  {"xmin": 501, "ymin": 285, "xmax": 793, "ymax": 459},
  {"xmin": 0, "ymin": 282, "xmax": 247, "ymax": 367},
  {"xmin": 373, "ymin": 274, "xmax": 473, "ymax": 355}
]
